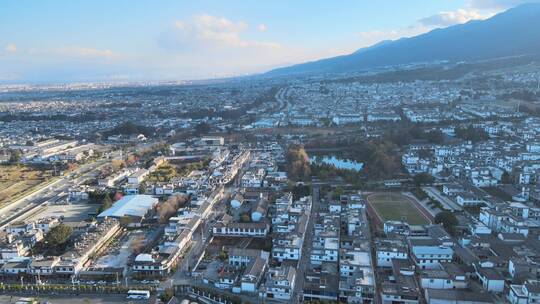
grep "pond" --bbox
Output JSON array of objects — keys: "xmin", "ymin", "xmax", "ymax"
[{"xmin": 310, "ymin": 155, "xmax": 364, "ymax": 172}]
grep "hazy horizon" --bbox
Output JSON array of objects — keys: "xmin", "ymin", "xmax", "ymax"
[{"xmin": 1, "ymin": 0, "xmax": 533, "ymax": 84}]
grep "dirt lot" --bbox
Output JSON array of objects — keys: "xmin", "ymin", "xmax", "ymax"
[{"xmin": 0, "ymin": 165, "xmax": 53, "ymax": 206}]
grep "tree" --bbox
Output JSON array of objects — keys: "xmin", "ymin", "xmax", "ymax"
[
  {"xmin": 138, "ymin": 184, "xmax": 146, "ymax": 194},
  {"xmin": 194, "ymin": 122, "xmax": 211, "ymax": 135},
  {"xmin": 126, "ymin": 155, "xmax": 138, "ymax": 166},
  {"xmin": 291, "ymin": 184, "xmax": 311, "ymax": 201},
  {"xmin": 218, "ymin": 250, "xmax": 229, "ymax": 261},
  {"xmin": 8, "ymin": 149, "xmax": 21, "ymax": 164},
  {"xmin": 501, "ymin": 171, "xmax": 512, "ymax": 184},
  {"xmin": 286, "ymin": 145, "xmax": 311, "ymax": 181},
  {"xmin": 44, "ymin": 224, "xmax": 73, "ymax": 248},
  {"xmin": 158, "ymin": 194, "xmax": 188, "ymax": 223},
  {"xmin": 413, "ymin": 173, "xmax": 434, "ymax": 186},
  {"xmin": 103, "ymin": 121, "xmax": 153, "ymax": 137},
  {"xmin": 332, "ymin": 187, "xmax": 344, "ymax": 200},
  {"xmin": 455, "ymin": 125, "xmax": 489, "ymax": 143},
  {"xmin": 111, "ymin": 159, "xmax": 125, "ymax": 171},
  {"xmin": 434, "ymin": 211, "xmax": 458, "ymax": 235},
  {"xmin": 102, "ymin": 193, "xmax": 113, "ymax": 210},
  {"xmin": 425, "ymin": 130, "xmax": 444, "ymax": 144},
  {"xmin": 160, "ymin": 288, "xmax": 175, "ymax": 303}
]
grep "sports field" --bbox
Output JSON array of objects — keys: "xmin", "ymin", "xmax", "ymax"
[{"xmin": 367, "ymin": 192, "xmax": 431, "ymax": 225}]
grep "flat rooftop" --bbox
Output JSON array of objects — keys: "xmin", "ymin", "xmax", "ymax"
[{"xmin": 97, "ymin": 194, "xmax": 157, "ymax": 219}]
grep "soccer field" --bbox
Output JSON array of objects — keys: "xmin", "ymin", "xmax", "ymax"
[{"xmin": 367, "ymin": 192, "xmax": 430, "ymax": 225}]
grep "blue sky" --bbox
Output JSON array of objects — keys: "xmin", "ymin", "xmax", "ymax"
[{"xmin": 0, "ymin": 0, "xmax": 529, "ymax": 83}]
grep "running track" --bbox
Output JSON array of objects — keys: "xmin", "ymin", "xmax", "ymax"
[{"xmin": 365, "ymin": 192, "xmax": 433, "ymax": 230}]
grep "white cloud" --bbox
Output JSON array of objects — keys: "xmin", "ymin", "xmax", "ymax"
[
  {"xmin": 419, "ymin": 9, "xmax": 493, "ymax": 27},
  {"xmin": 166, "ymin": 14, "xmax": 278, "ymax": 49},
  {"xmin": 151, "ymin": 14, "xmax": 299, "ymax": 77},
  {"xmin": 353, "ymin": 7, "xmax": 494, "ymax": 50},
  {"xmin": 257, "ymin": 24, "xmax": 267, "ymax": 32},
  {"xmin": 5, "ymin": 43, "xmax": 17, "ymax": 53}
]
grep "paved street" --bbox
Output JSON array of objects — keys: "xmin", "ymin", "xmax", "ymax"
[
  {"xmin": 423, "ymin": 186, "xmax": 463, "ymax": 211},
  {"xmin": 0, "ymin": 294, "xmax": 151, "ymax": 304},
  {"xmin": 163, "ymin": 188, "xmax": 229, "ymax": 289},
  {"xmin": 291, "ymin": 185, "xmax": 320, "ymax": 304}
]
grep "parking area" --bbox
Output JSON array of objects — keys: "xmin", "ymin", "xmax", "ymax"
[{"xmin": 25, "ymin": 201, "xmax": 101, "ymax": 224}]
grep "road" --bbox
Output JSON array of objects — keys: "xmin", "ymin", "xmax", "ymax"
[
  {"xmin": 167, "ymin": 154, "xmax": 249, "ymax": 286},
  {"xmin": 291, "ymin": 185, "xmax": 319, "ymax": 304},
  {"xmin": 275, "ymin": 87, "xmax": 290, "ymax": 126},
  {"xmin": 0, "ymin": 294, "xmax": 151, "ymax": 304},
  {"xmin": 163, "ymin": 188, "xmax": 229, "ymax": 289},
  {"xmin": 422, "ymin": 186, "xmax": 463, "ymax": 211}
]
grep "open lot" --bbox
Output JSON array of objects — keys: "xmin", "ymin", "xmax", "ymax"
[
  {"xmin": 367, "ymin": 192, "xmax": 431, "ymax": 226},
  {"xmin": 25, "ymin": 201, "xmax": 101, "ymax": 224},
  {"xmin": 0, "ymin": 165, "xmax": 53, "ymax": 206},
  {"xmin": 93, "ymin": 229, "xmax": 150, "ymax": 269}
]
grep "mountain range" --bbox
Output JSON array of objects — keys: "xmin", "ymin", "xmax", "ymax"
[{"xmin": 267, "ymin": 3, "xmax": 540, "ymax": 76}]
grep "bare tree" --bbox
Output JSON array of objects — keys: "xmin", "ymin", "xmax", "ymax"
[{"xmin": 157, "ymin": 194, "xmax": 188, "ymax": 224}]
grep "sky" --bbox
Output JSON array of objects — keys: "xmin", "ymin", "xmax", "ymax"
[{"xmin": 0, "ymin": 0, "xmax": 534, "ymax": 83}]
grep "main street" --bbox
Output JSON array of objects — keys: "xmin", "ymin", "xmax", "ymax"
[
  {"xmin": 0, "ymin": 294, "xmax": 151, "ymax": 304},
  {"xmin": 292, "ymin": 185, "xmax": 320, "ymax": 304},
  {"xmin": 162, "ymin": 187, "xmax": 230, "ymax": 289}
]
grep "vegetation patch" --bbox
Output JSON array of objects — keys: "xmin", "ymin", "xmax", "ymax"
[{"xmin": 368, "ymin": 192, "xmax": 430, "ymax": 225}]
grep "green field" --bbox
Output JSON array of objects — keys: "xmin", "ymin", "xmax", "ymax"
[{"xmin": 368, "ymin": 192, "xmax": 430, "ymax": 225}]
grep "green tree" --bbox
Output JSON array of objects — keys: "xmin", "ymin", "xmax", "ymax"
[
  {"xmin": 160, "ymin": 287, "xmax": 175, "ymax": 302},
  {"xmin": 413, "ymin": 173, "xmax": 434, "ymax": 186},
  {"xmin": 332, "ymin": 186, "xmax": 344, "ymax": 200},
  {"xmin": 102, "ymin": 193, "xmax": 113, "ymax": 210},
  {"xmin": 45, "ymin": 224, "xmax": 73, "ymax": 248},
  {"xmin": 218, "ymin": 250, "xmax": 229, "ymax": 261},
  {"xmin": 194, "ymin": 122, "xmax": 211, "ymax": 135},
  {"xmin": 434, "ymin": 211, "xmax": 458, "ymax": 235},
  {"xmin": 291, "ymin": 184, "xmax": 311, "ymax": 200},
  {"xmin": 501, "ymin": 171, "xmax": 512, "ymax": 184},
  {"xmin": 8, "ymin": 149, "xmax": 21, "ymax": 164},
  {"xmin": 425, "ymin": 130, "xmax": 444, "ymax": 144},
  {"xmin": 455, "ymin": 125, "xmax": 489, "ymax": 143}
]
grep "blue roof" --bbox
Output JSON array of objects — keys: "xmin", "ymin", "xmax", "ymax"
[{"xmin": 97, "ymin": 195, "xmax": 157, "ymax": 219}]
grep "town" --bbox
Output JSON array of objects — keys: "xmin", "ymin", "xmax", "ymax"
[{"xmin": 1, "ymin": 58, "xmax": 540, "ymax": 304}]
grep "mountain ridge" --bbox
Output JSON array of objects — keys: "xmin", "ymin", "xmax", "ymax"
[{"xmin": 267, "ymin": 3, "xmax": 540, "ymax": 76}]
